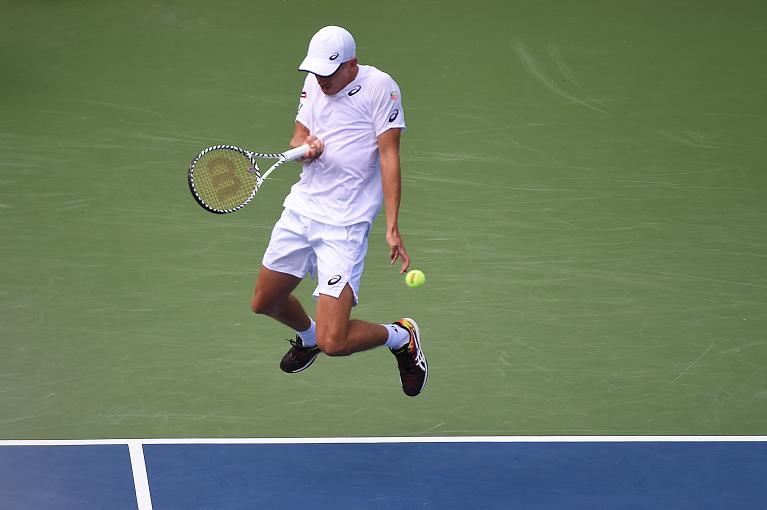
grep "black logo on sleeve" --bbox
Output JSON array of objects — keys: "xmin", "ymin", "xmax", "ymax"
[
  {"xmin": 388, "ymin": 109, "xmax": 399, "ymax": 122},
  {"xmin": 328, "ymin": 275, "xmax": 342, "ymax": 285},
  {"xmin": 329, "ymin": 53, "xmax": 339, "ymax": 61},
  {"xmin": 348, "ymin": 85, "xmax": 362, "ymax": 96}
]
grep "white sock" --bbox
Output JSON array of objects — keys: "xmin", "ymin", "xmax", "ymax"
[
  {"xmin": 297, "ymin": 319, "xmax": 317, "ymax": 348},
  {"xmin": 383, "ymin": 323, "xmax": 410, "ymax": 350}
]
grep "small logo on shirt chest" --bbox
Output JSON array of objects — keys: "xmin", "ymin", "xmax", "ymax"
[{"xmin": 348, "ymin": 85, "xmax": 362, "ymax": 96}]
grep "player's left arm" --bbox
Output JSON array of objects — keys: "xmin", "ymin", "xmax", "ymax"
[{"xmin": 378, "ymin": 127, "xmax": 410, "ymax": 274}]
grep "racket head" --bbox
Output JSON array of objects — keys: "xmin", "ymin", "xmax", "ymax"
[{"xmin": 188, "ymin": 145, "xmax": 261, "ymax": 214}]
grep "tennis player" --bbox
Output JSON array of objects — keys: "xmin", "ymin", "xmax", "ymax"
[{"xmin": 250, "ymin": 26, "xmax": 428, "ymax": 396}]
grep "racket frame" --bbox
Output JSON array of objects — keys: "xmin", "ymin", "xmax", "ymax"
[{"xmin": 188, "ymin": 144, "xmax": 309, "ymax": 214}]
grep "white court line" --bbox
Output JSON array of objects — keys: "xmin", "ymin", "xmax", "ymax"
[
  {"xmin": 1, "ymin": 435, "xmax": 767, "ymax": 446},
  {"xmin": 128, "ymin": 440, "xmax": 154, "ymax": 510}
]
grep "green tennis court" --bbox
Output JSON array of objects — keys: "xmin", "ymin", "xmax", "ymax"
[{"xmin": 1, "ymin": 0, "xmax": 766, "ymax": 442}]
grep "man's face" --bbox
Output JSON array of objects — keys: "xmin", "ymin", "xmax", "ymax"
[{"xmin": 315, "ymin": 59, "xmax": 358, "ymax": 96}]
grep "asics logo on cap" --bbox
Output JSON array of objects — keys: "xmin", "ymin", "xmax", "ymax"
[{"xmin": 329, "ymin": 52, "xmax": 339, "ymax": 61}]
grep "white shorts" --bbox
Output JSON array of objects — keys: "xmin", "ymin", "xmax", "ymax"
[{"xmin": 262, "ymin": 208, "xmax": 370, "ymax": 305}]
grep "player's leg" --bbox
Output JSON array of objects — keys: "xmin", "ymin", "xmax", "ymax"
[
  {"xmin": 251, "ymin": 265, "xmax": 310, "ymax": 332},
  {"xmin": 314, "ymin": 284, "xmax": 428, "ymax": 396},
  {"xmin": 253, "ymin": 266, "xmax": 322, "ymax": 374},
  {"xmin": 314, "ymin": 284, "xmax": 388, "ymax": 356},
  {"xmin": 310, "ymin": 220, "xmax": 409, "ymax": 355},
  {"xmin": 286, "ymin": 216, "xmax": 428, "ymax": 394},
  {"xmin": 256, "ymin": 209, "xmax": 321, "ymax": 373}
]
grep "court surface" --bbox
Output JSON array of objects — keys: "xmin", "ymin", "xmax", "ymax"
[
  {"xmin": 1, "ymin": 0, "xmax": 766, "ymax": 508},
  {"xmin": 3, "ymin": 437, "xmax": 767, "ymax": 509}
]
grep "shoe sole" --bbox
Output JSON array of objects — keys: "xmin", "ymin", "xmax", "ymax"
[{"xmin": 402, "ymin": 317, "xmax": 428, "ymax": 396}]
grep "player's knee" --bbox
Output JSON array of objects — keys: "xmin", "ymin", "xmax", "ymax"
[
  {"xmin": 250, "ymin": 293, "xmax": 276, "ymax": 316},
  {"xmin": 317, "ymin": 334, "xmax": 351, "ymax": 357}
]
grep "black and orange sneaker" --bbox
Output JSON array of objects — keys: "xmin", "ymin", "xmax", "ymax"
[
  {"xmin": 391, "ymin": 317, "xmax": 428, "ymax": 396},
  {"xmin": 280, "ymin": 336, "xmax": 321, "ymax": 373}
]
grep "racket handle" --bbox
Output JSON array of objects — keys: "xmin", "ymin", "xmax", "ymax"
[{"xmin": 282, "ymin": 144, "xmax": 310, "ymax": 162}]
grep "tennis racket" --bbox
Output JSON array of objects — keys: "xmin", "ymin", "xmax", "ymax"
[{"xmin": 188, "ymin": 144, "xmax": 309, "ymax": 214}]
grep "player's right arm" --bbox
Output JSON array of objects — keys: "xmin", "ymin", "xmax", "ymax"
[
  {"xmin": 289, "ymin": 121, "xmax": 309, "ymax": 148},
  {"xmin": 290, "ymin": 121, "xmax": 323, "ymax": 161},
  {"xmin": 291, "ymin": 75, "xmax": 322, "ymax": 160}
]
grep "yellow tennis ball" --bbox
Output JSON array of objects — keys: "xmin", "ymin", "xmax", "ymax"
[{"xmin": 405, "ymin": 269, "xmax": 426, "ymax": 288}]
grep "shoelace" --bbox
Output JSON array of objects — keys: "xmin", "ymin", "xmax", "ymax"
[
  {"xmin": 287, "ymin": 337, "xmax": 316, "ymax": 355},
  {"xmin": 286, "ymin": 338, "xmax": 304, "ymax": 358}
]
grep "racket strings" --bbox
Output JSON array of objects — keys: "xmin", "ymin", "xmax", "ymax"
[{"xmin": 192, "ymin": 150, "xmax": 259, "ymax": 211}]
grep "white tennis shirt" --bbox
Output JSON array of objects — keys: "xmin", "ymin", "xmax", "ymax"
[{"xmin": 283, "ymin": 65, "xmax": 406, "ymax": 226}]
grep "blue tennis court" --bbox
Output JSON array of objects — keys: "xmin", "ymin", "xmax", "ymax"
[{"xmin": 2, "ymin": 437, "xmax": 766, "ymax": 509}]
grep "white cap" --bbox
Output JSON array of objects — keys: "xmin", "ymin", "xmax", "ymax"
[{"xmin": 298, "ymin": 26, "xmax": 356, "ymax": 77}]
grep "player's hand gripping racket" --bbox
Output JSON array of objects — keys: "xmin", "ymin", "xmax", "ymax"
[{"xmin": 188, "ymin": 144, "xmax": 309, "ymax": 214}]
